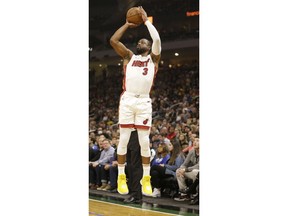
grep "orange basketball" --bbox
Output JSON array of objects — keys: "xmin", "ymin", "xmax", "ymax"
[{"xmin": 126, "ymin": 7, "xmax": 143, "ymax": 25}]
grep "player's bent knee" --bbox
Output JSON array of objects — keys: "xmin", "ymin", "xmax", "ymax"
[
  {"xmin": 137, "ymin": 130, "xmax": 150, "ymax": 144},
  {"xmin": 117, "ymin": 128, "xmax": 132, "ymax": 155},
  {"xmin": 137, "ymin": 129, "xmax": 151, "ymax": 157},
  {"xmin": 141, "ymin": 146, "xmax": 151, "ymax": 157},
  {"xmin": 117, "ymin": 144, "xmax": 128, "ymax": 155}
]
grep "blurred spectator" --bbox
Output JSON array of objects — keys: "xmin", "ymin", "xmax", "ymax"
[
  {"xmin": 89, "ymin": 139, "xmax": 115, "ymax": 190},
  {"xmin": 151, "ymin": 142, "xmax": 170, "ymax": 166},
  {"xmin": 150, "ymin": 139, "xmax": 185, "ymax": 197},
  {"xmin": 167, "ymin": 125, "xmax": 176, "ymax": 140},
  {"xmin": 174, "ymin": 139, "xmax": 199, "ymax": 202}
]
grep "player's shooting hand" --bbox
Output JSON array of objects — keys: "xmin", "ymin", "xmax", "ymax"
[
  {"xmin": 139, "ymin": 6, "xmax": 148, "ymax": 22},
  {"xmin": 125, "ymin": 20, "xmax": 139, "ymax": 28}
]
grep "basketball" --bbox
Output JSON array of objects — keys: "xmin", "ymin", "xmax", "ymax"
[{"xmin": 126, "ymin": 7, "xmax": 143, "ymax": 25}]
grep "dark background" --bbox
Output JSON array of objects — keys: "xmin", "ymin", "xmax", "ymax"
[{"xmin": 89, "ymin": 0, "xmax": 199, "ymax": 79}]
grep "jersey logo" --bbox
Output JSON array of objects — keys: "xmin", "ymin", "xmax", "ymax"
[
  {"xmin": 131, "ymin": 58, "xmax": 150, "ymax": 67},
  {"xmin": 143, "ymin": 119, "xmax": 148, "ymax": 125}
]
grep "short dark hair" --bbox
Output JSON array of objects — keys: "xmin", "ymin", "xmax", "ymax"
[
  {"xmin": 99, "ymin": 132, "xmax": 111, "ymax": 140},
  {"xmin": 185, "ymin": 125, "xmax": 191, "ymax": 130},
  {"xmin": 102, "ymin": 138, "xmax": 111, "ymax": 143}
]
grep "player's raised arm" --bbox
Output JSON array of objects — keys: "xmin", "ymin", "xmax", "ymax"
[
  {"xmin": 139, "ymin": 7, "xmax": 161, "ymax": 62},
  {"xmin": 110, "ymin": 22, "xmax": 137, "ymax": 60}
]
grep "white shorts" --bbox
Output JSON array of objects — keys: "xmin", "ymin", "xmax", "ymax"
[{"xmin": 118, "ymin": 92, "xmax": 152, "ymax": 129}]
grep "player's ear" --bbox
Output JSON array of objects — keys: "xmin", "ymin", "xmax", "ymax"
[{"xmin": 148, "ymin": 41, "xmax": 152, "ymax": 50}]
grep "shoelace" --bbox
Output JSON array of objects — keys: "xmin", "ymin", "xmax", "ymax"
[
  {"xmin": 119, "ymin": 175, "xmax": 127, "ymax": 182},
  {"xmin": 143, "ymin": 177, "xmax": 151, "ymax": 183}
]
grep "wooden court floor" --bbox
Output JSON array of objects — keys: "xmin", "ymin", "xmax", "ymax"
[{"xmin": 89, "ymin": 199, "xmax": 195, "ymax": 216}]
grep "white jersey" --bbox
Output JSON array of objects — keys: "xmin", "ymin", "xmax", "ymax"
[{"xmin": 123, "ymin": 54, "xmax": 156, "ymax": 95}]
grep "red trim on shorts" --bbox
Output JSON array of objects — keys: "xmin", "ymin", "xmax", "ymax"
[
  {"xmin": 135, "ymin": 125, "xmax": 150, "ymax": 130},
  {"xmin": 119, "ymin": 91, "xmax": 125, "ymax": 98},
  {"xmin": 119, "ymin": 124, "xmax": 135, "ymax": 128}
]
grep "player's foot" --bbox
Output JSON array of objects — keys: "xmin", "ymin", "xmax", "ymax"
[
  {"xmin": 117, "ymin": 174, "xmax": 129, "ymax": 195},
  {"xmin": 141, "ymin": 175, "xmax": 153, "ymax": 196}
]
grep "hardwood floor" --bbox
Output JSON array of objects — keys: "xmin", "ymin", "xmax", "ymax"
[
  {"xmin": 89, "ymin": 189, "xmax": 199, "ymax": 216},
  {"xmin": 89, "ymin": 199, "xmax": 189, "ymax": 216}
]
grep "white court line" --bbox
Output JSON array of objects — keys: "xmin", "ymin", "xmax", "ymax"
[{"xmin": 89, "ymin": 199, "xmax": 181, "ymax": 216}]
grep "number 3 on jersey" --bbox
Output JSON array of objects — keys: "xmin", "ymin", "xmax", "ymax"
[{"xmin": 142, "ymin": 68, "xmax": 148, "ymax": 75}]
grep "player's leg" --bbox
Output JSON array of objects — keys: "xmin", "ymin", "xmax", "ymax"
[
  {"xmin": 125, "ymin": 130, "xmax": 143, "ymax": 202},
  {"xmin": 136, "ymin": 128, "xmax": 153, "ymax": 195},
  {"xmin": 117, "ymin": 95, "xmax": 134, "ymax": 194},
  {"xmin": 135, "ymin": 98, "xmax": 153, "ymax": 196}
]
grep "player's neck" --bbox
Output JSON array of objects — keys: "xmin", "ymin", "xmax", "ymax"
[{"xmin": 139, "ymin": 52, "xmax": 149, "ymax": 57}]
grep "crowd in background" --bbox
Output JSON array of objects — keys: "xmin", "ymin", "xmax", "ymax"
[{"xmin": 89, "ymin": 61, "xmax": 199, "ymax": 205}]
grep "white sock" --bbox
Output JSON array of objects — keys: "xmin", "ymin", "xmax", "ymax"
[
  {"xmin": 143, "ymin": 165, "xmax": 150, "ymax": 177},
  {"xmin": 118, "ymin": 164, "xmax": 125, "ymax": 175}
]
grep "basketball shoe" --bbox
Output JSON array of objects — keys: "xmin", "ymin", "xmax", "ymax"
[
  {"xmin": 141, "ymin": 175, "xmax": 153, "ymax": 196},
  {"xmin": 117, "ymin": 174, "xmax": 129, "ymax": 195}
]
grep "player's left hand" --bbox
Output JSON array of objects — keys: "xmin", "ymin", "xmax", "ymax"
[{"xmin": 139, "ymin": 6, "xmax": 148, "ymax": 22}]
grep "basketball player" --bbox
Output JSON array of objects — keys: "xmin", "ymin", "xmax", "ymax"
[{"xmin": 110, "ymin": 6, "xmax": 161, "ymax": 196}]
